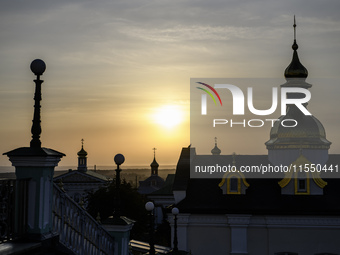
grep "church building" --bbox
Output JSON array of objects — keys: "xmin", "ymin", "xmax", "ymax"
[
  {"xmin": 54, "ymin": 140, "xmax": 108, "ymax": 203},
  {"xmin": 169, "ymin": 20, "xmax": 340, "ymax": 255},
  {"xmin": 138, "ymin": 148, "xmax": 165, "ymax": 195}
]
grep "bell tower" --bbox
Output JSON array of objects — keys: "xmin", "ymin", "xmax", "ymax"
[
  {"xmin": 151, "ymin": 147, "xmax": 159, "ymax": 176},
  {"xmin": 77, "ymin": 139, "xmax": 88, "ymax": 172},
  {"xmin": 266, "ymin": 17, "xmax": 331, "ymax": 166}
]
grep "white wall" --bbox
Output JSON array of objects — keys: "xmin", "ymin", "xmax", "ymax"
[{"xmin": 172, "ymin": 214, "xmax": 340, "ymax": 255}]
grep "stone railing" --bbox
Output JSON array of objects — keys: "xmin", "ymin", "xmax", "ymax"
[
  {"xmin": 0, "ymin": 179, "xmax": 28, "ymax": 244},
  {"xmin": 0, "ymin": 179, "xmax": 15, "ymax": 244},
  {"xmin": 52, "ymin": 183, "xmax": 115, "ymax": 255}
]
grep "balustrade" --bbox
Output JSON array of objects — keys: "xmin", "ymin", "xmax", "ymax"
[
  {"xmin": 0, "ymin": 179, "xmax": 27, "ymax": 243},
  {"xmin": 0, "ymin": 179, "xmax": 15, "ymax": 244},
  {"xmin": 52, "ymin": 183, "xmax": 115, "ymax": 255}
]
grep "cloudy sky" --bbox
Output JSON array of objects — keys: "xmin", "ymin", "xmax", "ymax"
[{"xmin": 1, "ymin": 0, "xmax": 340, "ymax": 168}]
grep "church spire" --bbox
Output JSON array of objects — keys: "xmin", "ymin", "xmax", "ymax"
[
  {"xmin": 293, "ymin": 15, "xmax": 297, "ymax": 49},
  {"xmin": 150, "ymin": 147, "xmax": 159, "ymax": 175},
  {"xmin": 77, "ymin": 139, "xmax": 88, "ymax": 172},
  {"xmin": 284, "ymin": 16, "xmax": 309, "ymax": 80},
  {"xmin": 211, "ymin": 137, "xmax": 221, "ymax": 155}
]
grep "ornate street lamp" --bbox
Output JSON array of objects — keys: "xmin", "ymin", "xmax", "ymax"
[
  {"xmin": 171, "ymin": 207, "xmax": 179, "ymax": 252},
  {"xmin": 145, "ymin": 201, "xmax": 155, "ymax": 255},
  {"xmin": 4, "ymin": 59, "xmax": 65, "ymax": 239},
  {"xmin": 114, "ymin": 153, "xmax": 125, "ymax": 217},
  {"xmin": 165, "ymin": 207, "xmax": 189, "ymax": 255},
  {"xmin": 30, "ymin": 59, "xmax": 46, "ymax": 148}
]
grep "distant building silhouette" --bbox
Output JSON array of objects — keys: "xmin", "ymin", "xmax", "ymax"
[
  {"xmin": 77, "ymin": 138, "xmax": 88, "ymax": 172},
  {"xmin": 138, "ymin": 148, "xmax": 165, "ymax": 195},
  {"xmin": 211, "ymin": 137, "xmax": 221, "ymax": 155},
  {"xmin": 54, "ymin": 140, "xmax": 108, "ymax": 203}
]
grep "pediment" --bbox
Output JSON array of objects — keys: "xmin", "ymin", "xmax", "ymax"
[{"xmin": 54, "ymin": 171, "xmax": 106, "ymax": 183}]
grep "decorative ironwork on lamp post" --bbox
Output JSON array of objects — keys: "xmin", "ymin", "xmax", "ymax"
[{"xmin": 145, "ymin": 201, "xmax": 155, "ymax": 255}]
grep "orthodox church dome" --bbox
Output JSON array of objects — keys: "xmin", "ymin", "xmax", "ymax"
[
  {"xmin": 266, "ymin": 17, "xmax": 331, "ymax": 151},
  {"xmin": 284, "ymin": 41, "xmax": 308, "ymax": 79},
  {"xmin": 150, "ymin": 157, "xmax": 159, "ymax": 168},
  {"xmin": 266, "ymin": 106, "xmax": 331, "ymax": 150},
  {"xmin": 77, "ymin": 146, "xmax": 88, "ymax": 157},
  {"xmin": 211, "ymin": 137, "xmax": 221, "ymax": 155},
  {"xmin": 211, "ymin": 145, "xmax": 221, "ymax": 155}
]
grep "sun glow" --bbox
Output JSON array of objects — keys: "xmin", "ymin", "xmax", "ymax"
[{"xmin": 153, "ymin": 105, "xmax": 184, "ymax": 129}]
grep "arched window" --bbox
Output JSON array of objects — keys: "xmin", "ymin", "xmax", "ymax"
[
  {"xmin": 230, "ymin": 177, "xmax": 238, "ymax": 192},
  {"xmin": 227, "ymin": 176, "xmax": 240, "ymax": 194}
]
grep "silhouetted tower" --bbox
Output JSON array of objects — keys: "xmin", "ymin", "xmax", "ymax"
[
  {"xmin": 151, "ymin": 147, "xmax": 159, "ymax": 176},
  {"xmin": 211, "ymin": 137, "xmax": 221, "ymax": 155},
  {"xmin": 266, "ymin": 16, "xmax": 331, "ymax": 166},
  {"xmin": 77, "ymin": 139, "xmax": 88, "ymax": 172}
]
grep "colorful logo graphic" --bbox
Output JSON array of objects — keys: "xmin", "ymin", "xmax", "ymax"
[
  {"xmin": 197, "ymin": 82, "xmax": 311, "ymax": 117},
  {"xmin": 196, "ymin": 82, "xmax": 223, "ymax": 106}
]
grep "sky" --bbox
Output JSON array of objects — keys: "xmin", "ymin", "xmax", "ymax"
[{"xmin": 1, "ymin": 0, "xmax": 340, "ymax": 168}]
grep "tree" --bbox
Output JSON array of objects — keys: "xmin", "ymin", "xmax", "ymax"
[{"xmin": 86, "ymin": 178, "xmax": 149, "ymax": 240}]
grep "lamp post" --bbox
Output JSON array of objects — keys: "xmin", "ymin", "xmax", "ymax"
[
  {"xmin": 171, "ymin": 207, "xmax": 179, "ymax": 252},
  {"xmin": 4, "ymin": 59, "xmax": 65, "ymax": 239},
  {"xmin": 30, "ymin": 59, "xmax": 46, "ymax": 148},
  {"xmin": 145, "ymin": 201, "xmax": 155, "ymax": 255},
  {"xmin": 114, "ymin": 153, "xmax": 125, "ymax": 217}
]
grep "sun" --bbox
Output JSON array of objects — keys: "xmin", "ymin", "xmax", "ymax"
[{"xmin": 153, "ymin": 105, "xmax": 183, "ymax": 129}]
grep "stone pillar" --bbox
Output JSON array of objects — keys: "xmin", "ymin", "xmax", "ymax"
[
  {"xmin": 102, "ymin": 216, "xmax": 135, "ymax": 255},
  {"xmin": 4, "ymin": 147, "xmax": 64, "ymax": 240},
  {"xmin": 227, "ymin": 214, "xmax": 250, "ymax": 255}
]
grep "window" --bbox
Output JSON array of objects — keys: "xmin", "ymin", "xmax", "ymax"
[
  {"xmin": 227, "ymin": 176, "xmax": 240, "ymax": 194},
  {"xmin": 295, "ymin": 171, "xmax": 309, "ymax": 194},
  {"xmin": 298, "ymin": 179, "xmax": 306, "ymax": 191},
  {"xmin": 230, "ymin": 177, "xmax": 238, "ymax": 192}
]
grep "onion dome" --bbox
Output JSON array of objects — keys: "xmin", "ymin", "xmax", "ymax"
[
  {"xmin": 211, "ymin": 137, "xmax": 221, "ymax": 155},
  {"xmin": 150, "ymin": 157, "xmax": 159, "ymax": 168},
  {"xmin": 77, "ymin": 139, "xmax": 87, "ymax": 157},
  {"xmin": 77, "ymin": 146, "xmax": 87, "ymax": 157},
  {"xmin": 151, "ymin": 148, "xmax": 159, "ymax": 175},
  {"xmin": 266, "ymin": 17, "xmax": 331, "ymax": 150},
  {"xmin": 151, "ymin": 147, "xmax": 159, "ymax": 168},
  {"xmin": 77, "ymin": 139, "xmax": 88, "ymax": 172},
  {"xmin": 265, "ymin": 106, "xmax": 331, "ymax": 150},
  {"xmin": 284, "ymin": 17, "xmax": 309, "ymax": 81},
  {"xmin": 284, "ymin": 41, "xmax": 308, "ymax": 79}
]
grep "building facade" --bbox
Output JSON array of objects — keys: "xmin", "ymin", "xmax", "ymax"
[
  {"xmin": 169, "ymin": 21, "xmax": 340, "ymax": 255},
  {"xmin": 54, "ymin": 141, "xmax": 109, "ymax": 203}
]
